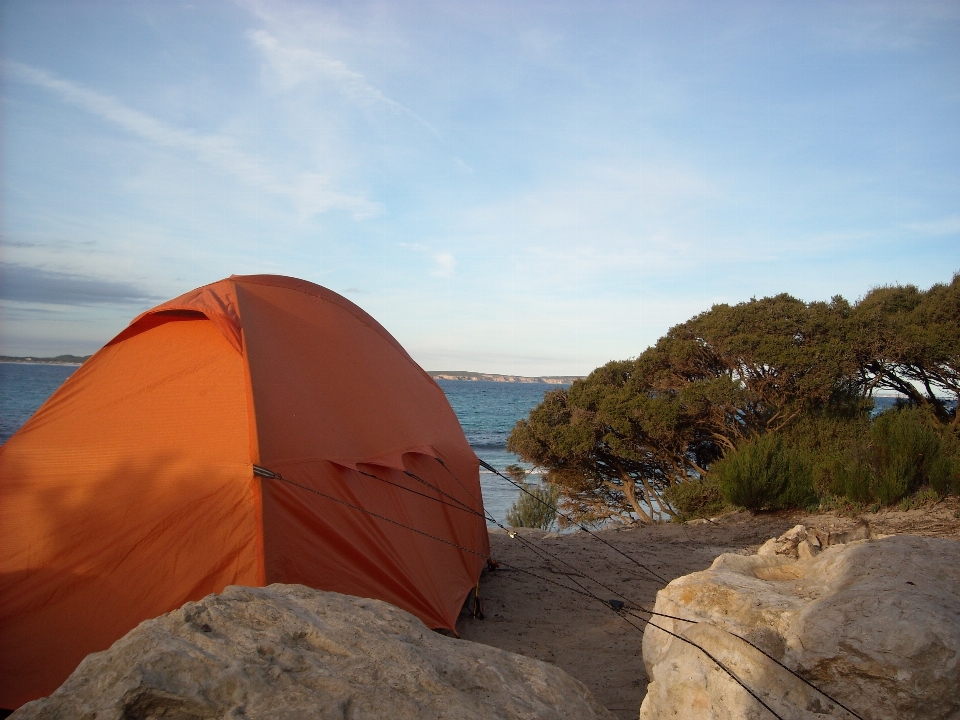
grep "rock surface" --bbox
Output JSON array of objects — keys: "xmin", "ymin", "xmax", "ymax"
[
  {"xmin": 638, "ymin": 535, "xmax": 960, "ymax": 720},
  {"xmin": 13, "ymin": 584, "xmax": 614, "ymax": 720},
  {"xmin": 756, "ymin": 519, "xmax": 878, "ymax": 560}
]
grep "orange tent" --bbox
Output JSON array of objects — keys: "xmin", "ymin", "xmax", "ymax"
[{"xmin": 0, "ymin": 275, "xmax": 490, "ymax": 710}]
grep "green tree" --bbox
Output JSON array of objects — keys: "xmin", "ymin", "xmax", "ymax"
[
  {"xmin": 509, "ymin": 294, "xmax": 855, "ymax": 524},
  {"xmin": 509, "ymin": 273, "xmax": 960, "ymax": 523},
  {"xmin": 850, "ymin": 273, "xmax": 960, "ymax": 424}
]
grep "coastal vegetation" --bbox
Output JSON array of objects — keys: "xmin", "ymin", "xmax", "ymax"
[
  {"xmin": 508, "ymin": 273, "xmax": 960, "ymax": 524},
  {"xmin": 503, "ymin": 464, "xmax": 560, "ymax": 530}
]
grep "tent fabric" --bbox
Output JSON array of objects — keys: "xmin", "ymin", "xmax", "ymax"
[{"xmin": 0, "ymin": 275, "xmax": 489, "ymax": 710}]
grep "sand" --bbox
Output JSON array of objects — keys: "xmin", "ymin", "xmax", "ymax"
[{"xmin": 456, "ymin": 496, "xmax": 960, "ymax": 720}]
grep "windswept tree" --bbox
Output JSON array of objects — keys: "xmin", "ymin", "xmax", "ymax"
[
  {"xmin": 508, "ymin": 363, "xmax": 721, "ymax": 524},
  {"xmin": 511, "ymin": 275, "xmax": 960, "ymax": 524},
  {"xmin": 851, "ymin": 273, "xmax": 960, "ymax": 424},
  {"xmin": 509, "ymin": 293, "xmax": 858, "ymax": 524}
]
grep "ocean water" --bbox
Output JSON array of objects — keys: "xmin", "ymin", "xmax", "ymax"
[
  {"xmin": 435, "ymin": 380, "xmax": 561, "ymax": 525},
  {"xmin": 0, "ymin": 363, "xmax": 79, "ymax": 445},
  {"xmin": 0, "ymin": 364, "xmax": 558, "ymax": 526}
]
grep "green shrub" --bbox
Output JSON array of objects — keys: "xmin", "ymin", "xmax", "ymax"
[
  {"xmin": 929, "ymin": 452, "xmax": 958, "ymax": 496},
  {"xmin": 505, "ymin": 476, "xmax": 561, "ymax": 530},
  {"xmin": 665, "ymin": 478, "xmax": 725, "ymax": 520},
  {"xmin": 829, "ymin": 406, "xmax": 960, "ymax": 505},
  {"xmin": 714, "ymin": 433, "xmax": 817, "ymax": 511},
  {"xmin": 870, "ymin": 407, "xmax": 940, "ymax": 496},
  {"xmin": 829, "ymin": 445, "xmax": 874, "ymax": 504},
  {"xmin": 899, "ymin": 487, "xmax": 940, "ymax": 511},
  {"xmin": 694, "ymin": 405, "xmax": 959, "ymax": 514},
  {"xmin": 875, "ymin": 454, "xmax": 912, "ymax": 505},
  {"xmin": 929, "ymin": 423, "xmax": 960, "ymax": 495},
  {"xmin": 783, "ymin": 411, "xmax": 870, "ymax": 496}
]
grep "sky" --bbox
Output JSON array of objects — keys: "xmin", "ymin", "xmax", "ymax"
[{"xmin": 1, "ymin": 1, "xmax": 958, "ymax": 375}]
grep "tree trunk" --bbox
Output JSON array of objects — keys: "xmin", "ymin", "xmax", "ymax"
[{"xmin": 617, "ymin": 473, "xmax": 654, "ymax": 524}]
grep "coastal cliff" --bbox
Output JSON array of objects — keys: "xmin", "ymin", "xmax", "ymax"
[
  {"xmin": 0, "ymin": 355, "xmax": 91, "ymax": 365},
  {"xmin": 428, "ymin": 371, "xmax": 579, "ymax": 384}
]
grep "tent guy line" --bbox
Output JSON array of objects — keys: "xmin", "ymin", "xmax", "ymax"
[
  {"xmin": 258, "ymin": 458, "xmax": 858, "ymax": 720},
  {"xmin": 433, "ymin": 456, "xmax": 484, "ymax": 510},
  {"xmin": 475, "ymin": 458, "xmax": 669, "ymax": 584},
  {"xmin": 629, "ymin": 607, "xmax": 865, "ymax": 720},
  {"xmin": 291, "ymin": 452, "xmax": 860, "ymax": 719},
  {"xmin": 359, "ymin": 468, "xmax": 481, "ymax": 517},
  {"xmin": 467, "ymin": 459, "xmax": 864, "ymax": 720},
  {"xmin": 465, "ymin": 477, "xmax": 861, "ymax": 720},
  {"xmin": 253, "ymin": 463, "xmax": 491, "ymax": 560},
  {"xmin": 258, "ymin": 461, "xmax": 790, "ymax": 720},
  {"xmin": 503, "ymin": 528, "xmax": 861, "ymax": 720}
]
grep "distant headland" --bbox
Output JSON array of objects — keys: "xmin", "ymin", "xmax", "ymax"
[
  {"xmin": 428, "ymin": 371, "xmax": 580, "ymax": 384},
  {"xmin": 0, "ymin": 355, "xmax": 92, "ymax": 365},
  {"xmin": 0, "ymin": 357, "xmax": 582, "ymax": 383}
]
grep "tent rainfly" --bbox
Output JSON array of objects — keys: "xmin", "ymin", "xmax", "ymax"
[{"xmin": 0, "ymin": 275, "xmax": 490, "ymax": 710}]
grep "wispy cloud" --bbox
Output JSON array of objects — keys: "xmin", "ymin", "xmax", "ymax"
[
  {"xmin": 444, "ymin": 162, "xmax": 724, "ymax": 280},
  {"xmin": 902, "ymin": 215, "xmax": 960, "ymax": 236},
  {"xmin": 431, "ymin": 252, "xmax": 457, "ymax": 278},
  {"xmin": 3, "ymin": 60, "xmax": 380, "ymax": 219},
  {"xmin": 249, "ymin": 30, "xmax": 440, "ymax": 139},
  {"xmin": 399, "ymin": 243, "xmax": 456, "ymax": 278},
  {"xmin": 0, "ymin": 263, "xmax": 162, "ymax": 306},
  {"xmin": 816, "ymin": 1, "xmax": 960, "ymax": 52}
]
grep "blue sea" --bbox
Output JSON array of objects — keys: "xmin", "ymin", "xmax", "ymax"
[
  {"xmin": 435, "ymin": 379, "xmax": 559, "ymax": 524},
  {"xmin": 0, "ymin": 363, "xmax": 79, "ymax": 446},
  {"xmin": 0, "ymin": 364, "xmax": 558, "ymax": 526}
]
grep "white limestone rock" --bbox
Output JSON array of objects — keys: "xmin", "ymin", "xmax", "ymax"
[
  {"xmin": 780, "ymin": 524, "xmax": 807, "ymax": 544},
  {"xmin": 638, "ymin": 536, "xmax": 960, "ymax": 720},
  {"xmin": 757, "ymin": 520, "xmax": 870, "ymax": 560},
  {"xmin": 13, "ymin": 584, "xmax": 614, "ymax": 720},
  {"xmin": 756, "ymin": 537, "xmax": 781, "ymax": 556},
  {"xmin": 796, "ymin": 539, "xmax": 820, "ymax": 560}
]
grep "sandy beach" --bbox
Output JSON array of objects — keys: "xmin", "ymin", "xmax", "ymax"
[{"xmin": 457, "ymin": 497, "xmax": 960, "ymax": 720}]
